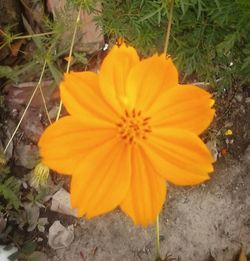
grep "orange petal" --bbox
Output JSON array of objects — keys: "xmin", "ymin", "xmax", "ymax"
[
  {"xmin": 120, "ymin": 146, "xmax": 166, "ymax": 226},
  {"xmin": 149, "ymin": 84, "xmax": 215, "ymax": 135},
  {"xmin": 126, "ymin": 55, "xmax": 178, "ymax": 111},
  {"xmin": 60, "ymin": 71, "xmax": 118, "ymax": 122},
  {"xmin": 71, "ymin": 138, "xmax": 131, "ymax": 218},
  {"xmin": 99, "ymin": 44, "xmax": 140, "ymax": 113},
  {"xmin": 38, "ymin": 116, "xmax": 116, "ymax": 175},
  {"xmin": 142, "ymin": 128, "xmax": 214, "ymax": 186}
]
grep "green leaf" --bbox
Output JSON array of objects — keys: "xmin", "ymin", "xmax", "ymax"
[
  {"xmin": 20, "ymin": 241, "xmax": 37, "ymax": 255},
  {"xmin": 0, "ymin": 184, "xmax": 20, "ymax": 209},
  {"xmin": 216, "ymin": 32, "xmax": 240, "ymax": 55},
  {"xmin": 0, "ymin": 66, "xmax": 13, "ymax": 78},
  {"xmin": 22, "ymin": 15, "xmax": 62, "ymax": 83},
  {"xmin": 138, "ymin": 6, "xmax": 163, "ymax": 22}
]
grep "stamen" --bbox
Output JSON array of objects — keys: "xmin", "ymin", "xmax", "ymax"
[
  {"xmin": 116, "ymin": 109, "xmax": 152, "ymax": 144},
  {"xmin": 125, "ymin": 110, "xmax": 129, "ymax": 117},
  {"xmin": 143, "ymin": 117, "xmax": 151, "ymax": 121},
  {"xmin": 132, "ymin": 109, "xmax": 136, "ymax": 117}
]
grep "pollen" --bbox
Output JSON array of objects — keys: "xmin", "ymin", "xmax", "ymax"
[{"xmin": 116, "ymin": 109, "xmax": 152, "ymax": 144}]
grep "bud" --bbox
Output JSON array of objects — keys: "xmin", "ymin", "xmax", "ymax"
[{"xmin": 31, "ymin": 162, "xmax": 50, "ymax": 188}]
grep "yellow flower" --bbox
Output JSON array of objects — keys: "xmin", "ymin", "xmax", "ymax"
[
  {"xmin": 31, "ymin": 162, "xmax": 50, "ymax": 188},
  {"xmin": 225, "ymin": 129, "xmax": 233, "ymax": 136},
  {"xmin": 39, "ymin": 44, "xmax": 215, "ymax": 226}
]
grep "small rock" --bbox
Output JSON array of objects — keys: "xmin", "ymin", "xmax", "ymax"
[
  {"xmin": 48, "ymin": 0, "xmax": 104, "ymax": 54},
  {"xmin": 235, "ymin": 94, "xmax": 243, "ymax": 103},
  {"xmin": 20, "ymin": 109, "xmax": 43, "ymax": 143},
  {"xmin": 245, "ymin": 97, "xmax": 250, "ymax": 103},
  {"xmin": 14, "ymin": 143, "xmax": 39, "ymax": 169},
  {"xmin": 240, "ymin": 105, "xmax": 246, "ymax": 113},
  {"xmin": 51, "ymin": 188, "xmax": 78, "ymax": 217},
  {"xmin": 29, "ymin": 251, "xmax": 48, "ymax": 261},
  {"xmin": 48, "ymin": 105, "xmax": 59, "ymax": 120},
  {"xmin": 48, "ymin": 221, "xmax": 74, "ymax": 249},
  {"xmin": 5, "ymin": 81, "xmax": 55, "ymax": 108},
  {"xmin": 224, "ymin": 121, "xmax": 233, "ymax": 128},
  {"xmin": 37, "ymin": 237, "xmax": 43, "ymax": 242}
]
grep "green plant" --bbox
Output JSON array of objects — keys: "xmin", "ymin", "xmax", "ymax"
[
  {"xmin": 95, "ymin": 0, "xmax": 250, "ymax": 91},
  {"xmin": 0, "ymin": 165, "xmax": 21, "ymax": 211}
]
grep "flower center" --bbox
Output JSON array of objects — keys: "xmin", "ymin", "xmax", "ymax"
[{"xmin": 116, "ymin": 109, "xmax": 152, "ymax": 144}]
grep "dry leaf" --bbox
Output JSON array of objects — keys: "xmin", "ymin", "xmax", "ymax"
[
  {"xmin": 221, "ymin": 148, "xmax": 227, "ymax": 156},
  {"xmin": 48, "ymin": 221, "xmax": 74, "ymax": 249},
  {"xmin": 10, "ymin": 39, "xmax": 24, "ymax": 56},
  {"xmin": 238, "ymin": 249, "xmax": 247, "ymax": 261},
  {"xmin": 51, "ymin": 188, "xmax": 78, "ymax": 217},
  {"xmin": 64, "ymin": 56, "xmax": 74, "ymax": 63}
]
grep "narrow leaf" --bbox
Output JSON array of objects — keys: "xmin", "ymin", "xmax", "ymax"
[{"xmin": 238, "ymin": 249, "xmax": 247, "ymax": 261}]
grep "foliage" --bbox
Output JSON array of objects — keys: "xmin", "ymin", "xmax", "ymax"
[
  {"xmin": 95, "ymin": 0, "xmax": 250, "ymax": 91},
  {"xmin": 0, "ymin": 165, "xmax": 21, "ymax": 211},
  {"xmin": 0, "ymin": 155, "xmax": 52, "ymax": 257},
  {"xmin": 2, "ymin": 0, "xmax": 249, "ymax": 91},
  {"xmin": 95, "ymin": 0, "xmax": 166, "ymax": 54}
]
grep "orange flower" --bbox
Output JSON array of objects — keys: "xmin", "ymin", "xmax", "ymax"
[{"xmin": 39, "ymin": 44, "xmax": 215, "ymax": 226}]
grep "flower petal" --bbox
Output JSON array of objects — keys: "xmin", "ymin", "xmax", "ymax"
[
  {"xmin": 60, "ymin": 71, "xmax": 118, "ymax": 122},
  {"xmin": 99, "ymin": 44, "xmax": 140, "ymax": 112},
  {"xmin": 39, "ymin": 116, "xmax": 116, "ymax": 175},
  {"xmin": 126, "ymin": 55, "xmax": 178, "ymax": 111},
  {"xmin": 71, "ymin": 138, "xmax": 131, "ymax": 218},
  {"xmin": 149, "ymin": 84, "xmax": 215, "ymax": 135},
  {"xmin": 142, "ymin": 128, "xmax": 214, "ymax": 186},
  {"xmin": 120, "ymin": 146, "xmax": 166, "ymax": 226}
]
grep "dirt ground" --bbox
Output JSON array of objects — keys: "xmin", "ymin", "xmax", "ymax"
[{"xmin": 52, "ymin": 157, "xmax": 250, "ymax": 261}]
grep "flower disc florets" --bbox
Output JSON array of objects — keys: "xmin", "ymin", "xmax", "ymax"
[{"xmin": 116, "ymin": 109, "xmax": 151, "ymax": 144}]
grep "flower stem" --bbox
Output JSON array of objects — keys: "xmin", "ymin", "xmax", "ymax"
[
  {"xmin": 39, "ymin": 83, "xmax": 52, "ymax": 124},
  {"xmin": 155, "ymin": 215, "xmax": 161, "ymax": 260},
  {"xmin": 55, "ymin": 8, "xmax": 81, "ymax": 121},
  {"xmin": 163, "ymin": 0, "xmax": 174, "ymax": 55},
  {"xmin": 4, "ymin": 61, "xmax": 47, "ymax": 153},
  {"xmin": 13, "ymin": 32, "xmax": 54, "ymax": 40}
]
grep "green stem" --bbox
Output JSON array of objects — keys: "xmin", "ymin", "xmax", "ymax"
[
  {"xmin": 39, "ymin": 83, "xmax": 52, "ymax": 124},
  {"xmin": 155, "ymin": 215, "xmax": 161, "ymax": 260},
  {"xmin": 13, "ymin": 32, "xmax": 54, "ymax": 40},
  {"xmin": 163, "ymin": 0, "xmax": 174, "ymax": 55},
  {"xmin": 4, "ymin": 61, "xmax": 47, "ymax": 153},
  {"xmin": 55, "ymin": 8, "xmax": 81, "ymax": 121}
]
